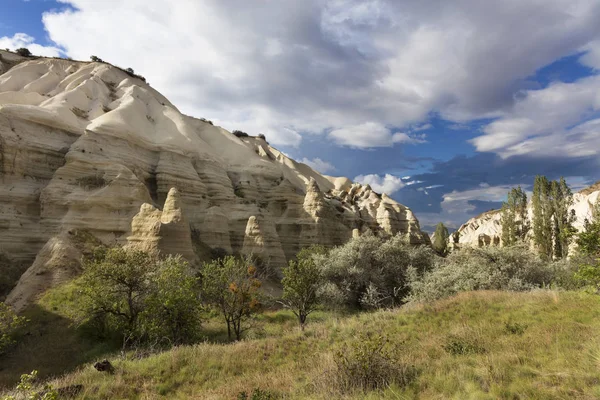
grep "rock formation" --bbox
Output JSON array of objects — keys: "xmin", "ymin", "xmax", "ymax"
[
  {"xmin": 451, "ymin": 183, "xmax": 600, "ymax": 250},
  {"xmin": 0, "ymin": 50, "xmax": 429, "ymax": 308}
]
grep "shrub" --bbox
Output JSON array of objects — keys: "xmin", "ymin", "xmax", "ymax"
[
  {"xmin": 201, "ymin": 256, "xmax": 263, "ymax": 340},
  {"xmin": 76, "ymin": 175, "xmax": 106, "ymax": 190},
  {"xmin": 77, "ymin": 248, "xmax": 202, "ymax": 346},
  {"xmin": 334, "ymin": 333, "xmax": 416, "ymax": 392},
  {"xmin": 280, "ymin": 256, "xmax": 323, "ymax": 329},
  {"xmin": 443, "ymin": 334, "xmax": 486, "ymax": 355},
  {"xmin": 2, "ymin": 370, "xmax": 58, "ymax": 400},
  {"xmin": 199, "ymin": 117, "xmax": 214, "ymax": 125},
  {"xmin": 232, "ymin": 130, "xmax": 249, "ymax": 138},
  {"xmin": 16, "ymin": 48, "xmax": 32, "ymax": 57},
  {"xmin": 257, "ymin": 133, "xmax": 266, "ymax": 140},
  {"xmin": 0, "ymin": 302, "xmax": 27, "ymax": 355},
  {"xmin": 90, "ymin": 55, "xmax": 103, "ymax": 63},
  {"xmin": 237, "ymin": 389, "xmax": 279, "ymax": 400},
  {"xmin": 318, "ymin": 235, "xmax": 434, "ymax": 309},
  {"xmin": 408, "ymin": 245, "xmax": 555, "ymax": 302}
]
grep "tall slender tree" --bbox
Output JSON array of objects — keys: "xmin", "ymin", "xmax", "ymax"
[
  {"xmin": 551, "ymin": 177, "xmax": 576, "ymax": 259},
  {"xmin": 433, "ymin": 223, "xmax": 449, "ymax": 256},
  {"xmin": 501, "ymin": 186, "xmax": 529, "ymax": 246},
  {"xmin": 532, "ymin": 176, "xmax": 553, "ymax": 260}
]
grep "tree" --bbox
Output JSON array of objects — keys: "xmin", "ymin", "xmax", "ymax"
[
  {"xmin": 141, "ymin": 255, "xmax": 203, "ymax": 345},
  {"xmin": 79, "ymin": 247, "xmax": 153, "ymax": 341},
  {"xmin": 0, "ymin": 302, "xmax": 27, "ymax": 355},
  {"xmin": 280, "ymin": 257, "xmax": 323, "ymax": 330},
  {"xmin": 90, "ymin": 55, "xmax": 103, "ymax": 62},
  {"xmin": 501, "ymin": 186, "xmax": 529, "ymax": 246},
  {"xmin": 432, "ymin": 223, "xmax": 449, "ymax": 256},
  {"xmin": 577, "ymin": 200, "xmax": 600, "ymax": 256},
  {"xmin": 78, "ymin": 248, "xmax": 203, "ymax": 346},
  {"xmin": 15, "ymin": 48, "xmax": 32, "ymax": 57},
  {"xmin": 125, "ymin": 67, "xmax": 135, "ymax": 74},
  {"xmin": 532, "ymin": 176, "xmax": 575, "ymax": 260},
  {"xmin": 201, "ymin": 256, "xmax": 262, "ymax": 340},
  {"xmin": 452, "ymin": 230, "xmax": 460, "ymax": 244}
]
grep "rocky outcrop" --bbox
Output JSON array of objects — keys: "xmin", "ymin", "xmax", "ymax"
[
  {"xmin": 452, "ymin": 183, "xmax": 600, "ymax": 250},
  {"xmin": 0, "ymin": 51, "xmax": 430, "ymax": 307}
]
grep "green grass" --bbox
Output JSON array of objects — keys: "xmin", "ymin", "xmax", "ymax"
[{"xmin": 3, "ymin": 290, "xmax": 600, "ymax": 399}]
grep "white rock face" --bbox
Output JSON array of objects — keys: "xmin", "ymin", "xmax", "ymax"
[
  {"xmin": 0, "ymin": 51, "xmax": 429, "ymax": 307},
  {"xmin": 452, "ymin": 183, "xmax": 600, "ymax": 249}
]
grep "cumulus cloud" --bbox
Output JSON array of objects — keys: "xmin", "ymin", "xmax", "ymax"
[
  {"xmin": 35, "ymin": 0, "xmax": 600, "ymax": 147},
  {"xmin": 300, "ymin": 157, "xmax": 336, "ymax": 174},
  {"xmin": 472, "ymin": 75, "xmax": 600, "ymax": 158},
  {"xmin": 0, "ymin": 33, "xmax": 62, "ymax": 57},
  {"xmin": 329, "ymin": 122, "xmax": 425, "ymax": 148},
  {"xmin": 354, "ymin": 173, "xmax": 405, "ymax": 195}
]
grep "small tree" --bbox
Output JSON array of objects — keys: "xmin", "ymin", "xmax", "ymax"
[
  {"xmin": 432, "ymin": 222, "xmax": 449, "ymax": 256},
  {"xmin": 501, "ymin": 186, "xmax": 529, "ymax": 246},
  {"xmin": 0, "ymin": 302, "xmax": 27, "ymax": 355},
  {"xmin": 16, "ymin": 48, "xmax": 32, "ymax": 57},
  {"xmin": 280, "ymin": 257, "xmax": 323, "ymax": 330},
  {"xmin": 201, "ymin": 256, "xmax": 262, "ymax": 340},
  {"xmin": 577, "ymin": 200, "xmax": 600, "ymax": 256},
  {"xmin": 90, "ymin": 55, "xmax": 103, "ymax": 63},
  {"xmin": 125, "ymin": 67, "xmax": 135, "ymax": 74},
  {"xmin": 141, "ymin": 255, "xmax": 203, "ymax": 345}
]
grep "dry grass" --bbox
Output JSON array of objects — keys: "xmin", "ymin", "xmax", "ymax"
[{"xmin": 3, "ymin": 290, "xmax": 600, "ymax": 399}]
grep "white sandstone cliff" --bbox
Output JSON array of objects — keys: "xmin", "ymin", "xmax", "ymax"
[{"xmin": 0, "ymin": 51, "xmax": 429, "ymax": 309}]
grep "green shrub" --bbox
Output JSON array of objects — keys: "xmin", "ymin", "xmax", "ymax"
[
  {"xmin": 201, "ymin": 256, "xmax": 263, "ymax": 340},
  {"xmin": 317, "ymin": 234, "xmax": 434, "ymax": 309},
  {"xmin": 0, "ymin": 302, "xmax": 27, "ymax": 355},
  {"xmin": 408, "ymin": 245, "xmax": 555, "ymax": 302},
  {"xmin": 280, "ymin": 256, "xmax": 323, "ymax": 329},
  {"xmin": 232, "ymin": 130, "xmax": 249, "ymax": 138},
  {"xmin": 15, "ymin": 48, "xmax": 32, "ymax": 57},
  {"xmin": 77, "ymin": 248, "xmax": 202, "ymax": 346},
  {"xmin": 334, "ymin": 332, "xmax": 416, "ymax": 392},
  {"xmin": 2, "ymin": 370, "xmax": 58, "ymax": 400}
]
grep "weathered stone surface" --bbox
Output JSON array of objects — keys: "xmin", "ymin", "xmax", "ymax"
[{"xmin": 0, "ymin": 52, "xmax": 430, "ymax": 308}]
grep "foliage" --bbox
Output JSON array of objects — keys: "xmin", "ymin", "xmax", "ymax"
[
  {"xmin": 408, "ymin": 245, "xmax": 555, "ymax": 302},
  {"xmin": 15, "ymin": 48, "xmax": 32, "ymax": 57},
  {"xmin": 334, "ymin": 332, "xmax": 416, "ymax": 392},
  {"xmin": 432, "ymin": 222, "xmax": 449, "ymax": 255},
  {"xmin": 201, "ymin": 256, "xmax": 263, "ymax": 340},
  {"xmin": 140, "ymin": 256, "xmax": 203, "ymax": 345},
  {"xmin": 451, "ymin": 230, "xmax": 460, "ymax": 244},
  {"xmin": 501, "ymin": 186, "xmax": 529, "ymax": 246},
  {"xmin": 257, "ymin": 133, "xmax": 266, "ymax": 140},
  {"xmin": 199, "ymin": 117, "xmax": 214, "ymax": 125},
  {"xmin": 2, "ymin": 370, "xmax": 58, "ymax": 400},
  {"xmin": 232, "ymin": 130, "xmax": 249, "ymax": 137},
  {"xmin": 532, "ymin": 176, "xmax": 575, "ymax": 259},
  {"xmin": 577, "ymin": 199, "xmax": 600, "ymax": 256},
  {"xmin": 318, "ymin": 235, "xmax": 435, "ymax": 309},
  {"xmin": 280, "ymin": 256, "xmax": 323, "ymax": 329},
  {"xmin": 90, "ymin": 55, "xmax": 103, "ymax": 62},
  {"xmin": 0, "ymin": 302, "xmax": 27, "ymax": 356},
  {"xmin": 443, "ymin": 334, "xmax": 486, "ymax": 355},
  {"xmin": 78, "ymin": 248, "xmax": 202, "ymax": 346}
]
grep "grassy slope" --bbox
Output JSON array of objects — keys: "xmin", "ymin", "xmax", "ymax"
[{"xmin": 3, "ymin": 290, "xmax": 600, "ymax": 399}]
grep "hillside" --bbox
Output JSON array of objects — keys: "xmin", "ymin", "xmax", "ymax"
[
  {"xmin": 0, "ymin": 50, "xmax": 429, "ymax": 310},
  {"xmin": 452, "ymin": 184, "xmax": 600, "ymax": 249},
  {"xmin": 3, "ymin": 290, "xmax": 599, "ymax": 399}
]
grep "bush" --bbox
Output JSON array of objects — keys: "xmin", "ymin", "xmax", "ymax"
[
  {"xmin": 90, "ymin": 55, "xmax": 103, "ymax": 63},
  {"xmin": 2, "ymin": 370, "xmax": 58, "ymax": 400},
  {"xmin": 257, "ymin": 133, "xmax": 266, "ymax": 140},
  {"xmin": 201, "ymin": 256, "xmax": 263, "ymax": 340},
  {"xmin": 232, "ymin": 130, "xmax": 249, "ymax": 138},
  {"xmin": 0, "ymin": 302, "xmax": 27, "ymax": 355},
  {"xmin": 408, "ymin": 245, "xmax": 555, "ymax": 302},
  {"xmin": 199, "ymin": 118, "xmax": 213, "ymax": 125},
  {"xmin": 317, "ymin": 234, "xmax": 435, "ymax": 309},
  {"xmin": 77, "ymin": 248, "xmax": 202, "ymax": 346},
  {"xmin": 16, "ymin": 48, "xmax": 32, "ymax": 57},
  {"xmin": 280, "ymin": 255, "xmax": 323, "ymax": 329},
  {"xmin": 334, "ymin": 333, "xmax": 416, "ymax": 392},
  {"xmin": 237, "ymin": 389, "xmax": 279, "ymax": 400}
]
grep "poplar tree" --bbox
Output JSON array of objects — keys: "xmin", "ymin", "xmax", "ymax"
[
  {"xmin": 551, "ymin": 177, "xmax": 576, "ymax": 259},
  {"xmin": 433, "ymin": 223, "xmax": 449, "ymax": 256},
  {"xmin": 501, "ymin": 186, "xmax": 529, "ymax": 246},
  {"xmin": 532, "ymin": 176, "xmax": 553, "ymax": 260}
]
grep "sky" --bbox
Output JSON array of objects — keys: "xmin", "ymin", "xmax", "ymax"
[{"xmin": 1, "ymin": 0, "xmax": 600, "ymax": 232}]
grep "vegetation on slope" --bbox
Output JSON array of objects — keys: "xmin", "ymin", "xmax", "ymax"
[{"xmin": 4, "ymin": 291, "xmax": 600, "ymax": 399}]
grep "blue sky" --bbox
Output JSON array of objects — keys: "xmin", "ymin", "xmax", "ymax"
[{"xmin": 2, "ymin": 0, "xmax": 600, "ymax": 231}]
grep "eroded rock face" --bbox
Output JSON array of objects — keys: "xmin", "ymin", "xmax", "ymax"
[
  {"xmin": 452, "ymin": 184, "xmax": 600, "ymax": 250},
  {"xmin": 0, "ymin": 51, "xmax": 430, "ymax": 307}
]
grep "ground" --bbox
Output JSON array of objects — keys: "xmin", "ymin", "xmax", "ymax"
[{"xmin": 2, "ymin": 289, "xmax": 600, "ymax": 399}]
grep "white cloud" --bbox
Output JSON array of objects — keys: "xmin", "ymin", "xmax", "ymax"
[
  {"xmin": 0, "ymin": 33, "xmax": 62, "ymax": 57},
  {"xmin": 33, "ymin": 0, "xmax": 600, "ymax": 148},
  {"xmin": 300, "ymin": 157, "xmax": 336, "ymax": 174},
  {"xmin": 354, "ymin": 173, "xmax": 405, "ymax": 195},
  {"xmin": 329, "ymin": 122, "xmax": 425, "ymax": 148},
  {"xmin": 472, "ymin": 76, "xmax": 600, "ymax": 158}
]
